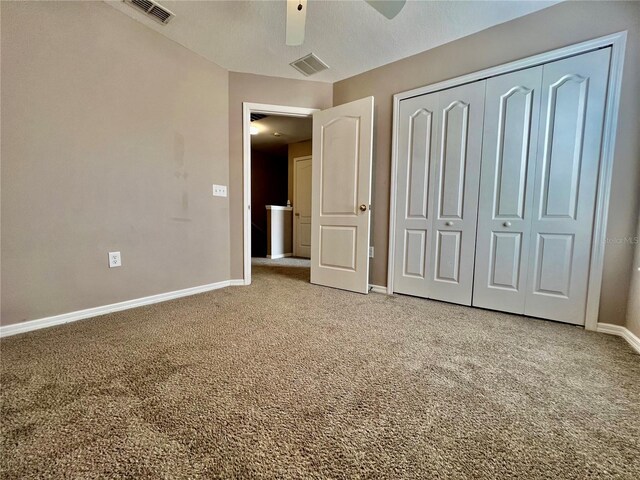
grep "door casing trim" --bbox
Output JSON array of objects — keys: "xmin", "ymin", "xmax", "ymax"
[{"xmin": 242, "ymin": 103, "xmax": 318, "ymax": 285}]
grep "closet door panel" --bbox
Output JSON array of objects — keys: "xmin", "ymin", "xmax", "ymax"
[
  {"xmin": 473, "ymin": 67, "xmax": 543, "ymax": 313},
  {"xmin": 524, "ymin": 48, "xmax": 611, "ymax": 324},
  {"xmin": 393, "ymin": 94, "xmax": 439, "ymax": 297},
  {"xmin": 490, "ymin": 232, "xmax": 523, "ymax": 289},
  {"xmin": 428, "ymin": 81, "xmax": 486, "ymax": 305},
  {"xmin": 438, "ymin": 102, "xmax": 468, "ymax": 219}
]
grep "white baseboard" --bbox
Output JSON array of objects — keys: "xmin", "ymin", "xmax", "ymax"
[
  {"xmin": 266, "ymin": 253, "xmax": 293, "ymax": 259},
  {"xmin": 229, "ymin": 279, "xmax": 247, "ymax": 286},
  {"xmin": 596, "ymin": 323, "xmax": 640, "ymax": 354},
  {"xmin": 369, "ymin": 284, "xmax": 389, "ymax": 294},
  {"xmin": 0, "ymin": 279, "xmax": 245, "ymax": 339}
]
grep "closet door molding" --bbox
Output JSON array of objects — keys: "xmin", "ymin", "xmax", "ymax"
[{"xmin": 387, "ymin": 31, "xmax": 627, "ymax": 331}]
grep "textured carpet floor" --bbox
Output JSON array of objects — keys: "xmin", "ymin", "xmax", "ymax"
[{"xmin": 1, "ymin": 258, "xmax": 639, "ymax": 479}]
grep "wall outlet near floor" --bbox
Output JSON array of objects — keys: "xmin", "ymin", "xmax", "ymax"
[
  {"xmin": 369, "ymin": 246, "xmax": 374, "ymax": 258},
  {"xmin": 212, "ymin": 184, "xmax": 227, "ymax": 197},
  {"xmin": 108, "ymin": 251, "xmax": 122, "ymax": 268}
]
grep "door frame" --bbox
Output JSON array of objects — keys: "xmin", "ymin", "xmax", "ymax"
[
  {"xmin": 292, "ymin": 155, "xmax": 312, "ymax": 258},
  {"xmin": 242, "ymin": 103, "xmax": 318, "ymax": 285},
  {"xmin": 386, "ymin": 31, "xmax": 627, "ymax": 331}
]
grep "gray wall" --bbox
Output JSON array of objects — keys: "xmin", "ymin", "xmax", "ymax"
[
  {"xmin": 333, "ymin": 0, "xmax": 640, "ymax": 328},
  {"xmin": 228, "ymin": 72, "xmax": 332, "ymax": 280},
  {"xmin": 1, "ymin": 1, "xmax": 230, "ymax": 326}
]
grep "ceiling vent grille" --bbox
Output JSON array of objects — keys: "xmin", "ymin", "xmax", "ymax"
[
  {"xmin": 124, "ymin": 0, "xmax": 175, "ymax": 25},
  {"xmin": 251, "ymin": 113, "xmax": 268, "ymax": 122},
  {"xmin": 290, "ymin": 53, "xmax": 329, "ymax": 77}
]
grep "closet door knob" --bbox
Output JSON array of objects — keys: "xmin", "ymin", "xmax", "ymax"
[
  {"xmin": 445, "ymin": 221, "xmax": 453, "ymax": 226},
  {"xmin": 503, "ymin": 221, "xmax": 512, "ymax": 227},
  {"xmin": 359, "ymin": 204, "xmax": 367, "ymax": 212}
]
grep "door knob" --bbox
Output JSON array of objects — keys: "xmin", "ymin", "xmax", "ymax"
[
  {"xmin": 445, "ymin": 221, "xmax": 453, "ymax": 226},
  {"xmin": 503, "ymin": 221, "xmax": 512, "ymax": 227},
  {"xmin": 359, "ymin": 204, "xmax": 367, "ymax": 212}
]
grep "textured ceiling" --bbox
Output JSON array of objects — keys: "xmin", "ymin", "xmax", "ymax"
[
  {"xmin": 106, "ymin": 0, "xmax": 558, "ymax": 83},
  {"xmin": 251, "ymin": 115, "xmax": 312, "ymax": 152}
]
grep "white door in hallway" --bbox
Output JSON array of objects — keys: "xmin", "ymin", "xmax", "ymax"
[
  {"xmin": 311, "ymin": 97, "xmax": 374, "ymax": 294},
  {"xmin": 473, "ymin": 66, "xmax": 544, "ymax": 314},
  {"xmin": 523, "ymin": 48, "xmax": 611, "ymax": 325},
  {"xmin": 393, "ymin": 81, "xmax": 485, "ymax": 305},
  {"xmin": 294, "ymin": 155, "xmax": 312, "ymax": 258}
]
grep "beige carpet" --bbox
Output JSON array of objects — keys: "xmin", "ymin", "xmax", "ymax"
[{"xmin": 1, "ymin": 258, "xmax": 639, "ymax": 479}]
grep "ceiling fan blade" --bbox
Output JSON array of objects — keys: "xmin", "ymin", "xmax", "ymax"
[
  {"xmin": 365, "ymin": 0, "xmax": 406, "ymax": 20},
  {"xmin": 286, "ymin": 0, "xmax": 307, "ymax": 46}
]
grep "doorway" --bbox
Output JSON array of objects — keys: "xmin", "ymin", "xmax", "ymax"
[
  {"xmin": 243, "ymin": 103, "xmax": 317, "ymax": 284},
  {"xmin": 243, "ymin": 98, "xmax": 375, "ymax": 293}
]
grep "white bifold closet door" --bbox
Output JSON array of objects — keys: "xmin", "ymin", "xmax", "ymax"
[
  {"xmin": 522, "ymin": 48, "xmax": 610, "ymax": 324},
  {"xmin": 473, "ymin": 66, "xmax": 544, "ymax": 314},
  {"xmin": 474, "ymin": 48, "xmax": 611, "ymax": 324},
  {"xmin": 393, "ymin": 81, "xmax": 485, "ymax": 305}
]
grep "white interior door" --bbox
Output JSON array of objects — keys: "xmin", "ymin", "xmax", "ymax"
[
  {"xmin": 428, "ymin": 82, "xmax": 486, "ymax": 305},
  {"xmin": 473, "ymin": 66, "xmax": 543, "ymax": 314},
  {"xmin": 311, "ymin": 97, "xmax": 374, "ymax": 294},
  {"xmin": 394, "ymin": 82, "xmax": 485, "ymax": 305},
  {"xmin": 524, "ymin": 48, "xmax": 611, "ymax": 324},
  {"xmin": 393, "ymin": 93, "xmax": 439, "ymax": 297},
  {"xmin": 294, "ymin": 155, "xmax": 312, "ymax": 258}
]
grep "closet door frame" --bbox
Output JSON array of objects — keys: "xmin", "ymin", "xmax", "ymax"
[{"xmin": 387, "ymin": 31, "xmax": 627, "ymax": 331}]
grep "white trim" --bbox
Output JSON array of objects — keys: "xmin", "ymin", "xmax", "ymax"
[
  {"xmin": 266, "ymin": 253, "xmax": 293, "ymax": 259},
  {"xmin": 293, "ymin": 154, "xmax": 312, "ymax": 258},
  {"xmin": 0, "ymin": 280, "xmax": 239, "ymax": 338},
  {"xmin": 583, "ymin": 34, "xmax": 627, "ymax": 331},
  {"xmin": 229, "ymin": 279, "xmax": 246, "ymax": 287},
  {"xmin": 243, "ymin": 103, "xmax": 318, "ymax": 286},
  {"xmin": 596, "ymin": 323, "xmax": 640, "ymax": 354},
  {"xmin": 369, "ymin": 284, "xmax": 389, "ymax": 294},
  {"xmin": 265, "ymin": 205, "xmax": 293, "ymax": 211},
  {"xmin": 387, "ymin": 32, "xmax": 628, "ymax": 327},
  {"xmin": 387, "ymin": 80, "xmax": 401, "ymax": 295}
]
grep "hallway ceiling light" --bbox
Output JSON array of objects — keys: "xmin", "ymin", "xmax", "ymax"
[{"xmin": 250, "ymin": 125, "xmax": 259, "ymax": 135}]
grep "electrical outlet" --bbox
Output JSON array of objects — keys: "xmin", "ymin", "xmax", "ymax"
[
  {"xmin": 369, "ymin": 246, "xmax": 374, "ymax": 258},
  {"xmin": 212, "ymin": 184, "xmax": 227, "ymax": 197},
  {"xmin": 108, "ymin": 251, "xmax": 121, "ymax": 268}
]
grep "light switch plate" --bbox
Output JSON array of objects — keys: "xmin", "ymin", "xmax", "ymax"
[
  {"xmin": 109, "ymin": 251, "xmax": 121, "ymax": 268},
  {"xmin": 213, "ymin": 184, "xmax": 227, "ymax": 197}
]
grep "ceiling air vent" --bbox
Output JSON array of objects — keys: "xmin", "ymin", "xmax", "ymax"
[
  {"xmin": 290, "ymin": 53, "xmax": 329, "ymax": 77},
  {"xmin": 124, "ymin": 0, "xmax": 175, "ymax": 25}
]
